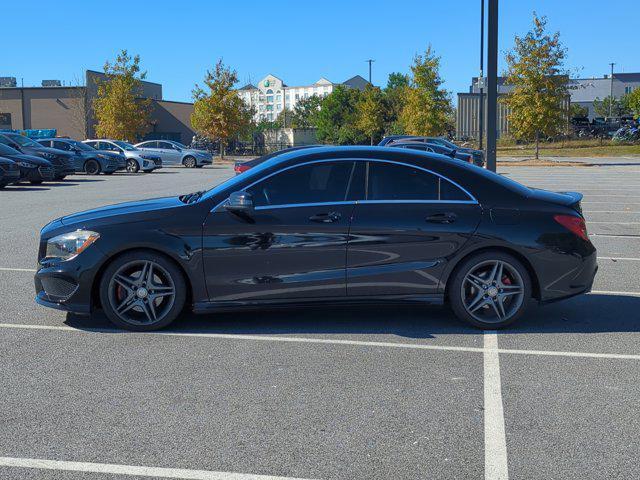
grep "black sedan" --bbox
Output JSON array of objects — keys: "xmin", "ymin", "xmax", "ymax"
[
  {"xmin": 0, "ymin": 142, "xmax": 55, "ymax": 184},
  {"xmin": 35, "ymin": 146, "xmax": 597, "ymax": 331},
  {"xmin": 38, "ymin": 138, "xmax": 125, "ymax": 175},
  {"xmin": 389, "ymin": 141, "xmax": 474, "ymax": 163},
  {"xmin": 0, "ymin": 133, "xmax": 75, "ymax": 179},
  {"xmin": 0, "ymin": 157, "xmax": 21, "ymax": 188}
]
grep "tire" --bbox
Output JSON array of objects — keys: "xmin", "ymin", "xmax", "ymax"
[
  {"xmin": 448, "ymin": 251, "xmax": 531, "ymax": 329},
  {"xmin": 99, "ymin": 250, "xmax": 186, "ymax": 331},
  {"xmin": 126, "ymin": 159, "xmax": 140, "ymax": 173},
  {"xmin": 30, "ymin": 180, "xmax": 43, "ymax": 185},
  {"xmin": 183, "ymin": 156, "xmax": 197, "ymax": 168},
  {"xmin": 103, "ymin": 171, "xmax": 114, "ymax": 175},
  {"xmin": 84, "ymin": 159, "xmax": 101, "ymax": 175},
  {"xmin": 55, "ymin": 175, "xmax": 67, "ymax": 181}
]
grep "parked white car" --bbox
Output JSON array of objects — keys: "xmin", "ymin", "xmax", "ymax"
[
  {"xmin": 83, "ymin": 139, "xmax": 162, "ymax": 173},
  {"xmin": 134, "ymin": 140, "xmax": 212, "ymax": 168}
]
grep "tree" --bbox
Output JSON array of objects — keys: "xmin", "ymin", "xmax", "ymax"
[
  {"xmin": 593, "ymin": 95, "xmax": 631, "ymax": 118},
  {"xmin": 625, "ymin": 88, "xmax": 640, "ymax": 119},
  {"xmin": 315, "ymin": 85, "xmax": 365, "ymax": 144},
  {"xmin": 502, "ymin": 14, "xmax": 569, "ymax": 159},
  {"xmin": 191, "ymin": 59, "xmax": 254, "ymax": 158},
  {"xmin": 384, "ymin": 72, "xmax": 409, "ymax": 135},
  {"xmin": 93, "ymin": 50, "xmax": 151, "ymax": 142},
  {"xmin": 400, "ymin": 46, "xmax": 453, "ymax": 136},
  {"xmin": 356, "ymin": 85, "xmax": 386, "ymax": 144},
  {"xmin": 291, "ymin": 95, "xmax": 322, "ymax": 129},
  {"xmin": 569, "ymin": 103, "xmax": 588, "ymax": 118}
]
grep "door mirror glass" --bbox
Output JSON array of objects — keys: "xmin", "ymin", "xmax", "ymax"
[{"xmin": 225, "ymin": 191, "xmax": 254, "ymax": 217}]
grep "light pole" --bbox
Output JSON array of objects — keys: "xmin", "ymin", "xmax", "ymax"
[
  {"xmin": 366, "ymin": 59, "xmax": 375, "ymax": 84},
  {"xmin": 486, "ymin": 0, "xmax": 498, "ymax": 172},
  {"xmin": 478, "ymin": 0, "xmax": 485, "ymax": 150},
  {"xmin": 609, "ymin": 62, "xmax": 615, "ymax": 118}
]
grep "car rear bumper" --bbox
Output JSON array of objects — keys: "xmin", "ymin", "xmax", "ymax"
[{"xmin": 538, "ymin": 249, "xmax": 598, "ymax": 304}]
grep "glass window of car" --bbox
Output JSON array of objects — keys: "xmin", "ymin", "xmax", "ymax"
[
  {"xmin": 113, "ymin": 141, "xmax": 136, "ymax": 151},
  {"xmin": 53, "ymin": 141, "xmax": 71, "ymax": 151},
  {"xmin": 38, "ymin": 140, "xmax": 51, "ymax": 147},
  {"xmin": 69, "ymin": 140, "xmax": 94, "ymax": 152},
  {"xmin": 367, "ymin": 161, "xmax": 472, "ymax": 202},
  {"xmin": 247, "ymin": 161, "xmax": 355, "ymax": 207},
  {"xmin": 141, "ymin": 141, "xmax": 157, "ymax": 148},
  {"xmin": 0, "ymin": 143, "xmax": 20, "ymax": 155},
  {"xmin": 6, "ymin": 134, "xmax": 40, "ymax": 147},
  {"xmin": 158, "ymin": 141, "xmax": 175, "ymax": 149}
]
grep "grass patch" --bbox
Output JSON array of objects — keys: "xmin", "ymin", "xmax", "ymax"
[{"xmin": 497, "ymin": 139, "xmax": 640, "ymax": 157}]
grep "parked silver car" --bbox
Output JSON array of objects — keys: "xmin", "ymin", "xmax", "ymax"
[
  {"xmin": 134, "ymin": 140, "xmax": 212, "ymax": 168},
  {"xmin": 83, "ymin": 139, "xmax": 162, "ymax": 173}
]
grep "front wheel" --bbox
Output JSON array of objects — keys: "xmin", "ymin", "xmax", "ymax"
[
  {"xmin": 99, "ymin": 251, "xmax": 186, "ymax": 331},
  {"xmin": 84, "ymin": 159, "xmax": 101, "ymax": 175},
  {"xmin": 126, "ymin": 159, "xmax": 140, "ymax": 173},
  {"xmin": 448, "ymin": 252, "xmax": 531, "ymax": 329},
  {"xmin": 183, "ymin": 156, "xmax": 197, "ymax": 168}
]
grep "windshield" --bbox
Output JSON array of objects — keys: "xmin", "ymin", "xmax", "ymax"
[
  {"xmin": 113, "ymin": 141, "xmax": 137, "ymax": 151},
  {"xmin": 68, "ymin": 140, "xmax": 94, "ymax": 152},
  {"xmin": 0, "ymin": 143, "xmax": 20, "ymax": 155},
  {"xmin": 8, "ymin": 134, "xmax": 40, "ymax": 147}
]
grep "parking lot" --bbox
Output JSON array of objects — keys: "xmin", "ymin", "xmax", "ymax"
[{"xmin": 1, "ymin": 160, "xmax": 639, "ymax": 480}]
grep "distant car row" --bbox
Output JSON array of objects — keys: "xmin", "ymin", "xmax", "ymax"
[{"xmin": 0, "ymin": 134, "xmax": 213, "ymax": 189}]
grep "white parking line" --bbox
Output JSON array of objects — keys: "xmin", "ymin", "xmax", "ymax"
[
  {"xmin": 484, "ymin": 332, "xmax": 509, "ymax": 480},
  {"xmin": 591, "ymin": 234, "xmax": 640, "ymax": 239},
  {"xmin": 2, "ymin": 322, "xmax": 640, "ymax": 360},
  {"xmin": 597, "ymin": 256, "xmax": 640, "ymax": 261},
  {"xmin": 0, "ymin": 456, "xmax": 313, "ymax": 480},
  {"xmin": 0, "ymin": 267, "xmax": 36, "ymax": 272},
  {"xmin": 588, "ymin": 221, "xmax": 640, "ymax": 225}
]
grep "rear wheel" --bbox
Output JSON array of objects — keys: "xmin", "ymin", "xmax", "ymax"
[
  {"xmin": 84, "ymin": 159, "xmax": 101, "ymax": 175},
  {"xmin": 99, "ymin": 251, "xmax": 186, "ymax": 331},
  {"xmin": 55, "ymin": 175, "xmax": 67, "ymax": 181},
  {"xmin": 183, "ymin": 156, "xmax": 197, "ymax": 168},
  {"xmin": 449, "ymin": 252, "xmax": 531, "ymax": 329},
  {"xmin": 126, "ymin": 159, "xmax": 140, "ymax": 173}
]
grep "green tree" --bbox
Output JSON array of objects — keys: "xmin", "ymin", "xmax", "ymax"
[
  {"xmin": 625, "ymin": 88, "xmax": 640, "ymax": 118},
  {"xmin": 356, "ymin": 85, "xmax": 386, "ymax": 144},
  {"xmin": 569, "ymin": 103, "xmax": 589, "ymax": 118},
  {"xmin": 290, "ymin": 95, "xmax": 323, "ymax": 129},
  {"xmin": 191, "ymin": 59, "xmax": 254, "ymax": 158},
  {"xmin": 315, "ymin": 85, "xmax": 365, "ymax": 144},
  {"xmin": 400, "ymin": 46, "xmax": 453, "ymax": 136},
  {"xmin": 502, "ymin": 14, "xmax": 569, "ymax": 159},
  {"xmin": 384, "ymin": 72, "xmax": 409, "ymax": 135},
  {"xmin": 93, "ymin": 50, "xmax": 151, "ymax": 142},
  {"xmin": 593, "ymin": 95, "xmax": 631, "ymax": 118}
]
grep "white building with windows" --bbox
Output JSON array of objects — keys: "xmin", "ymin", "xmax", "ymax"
[{"xmin": 237, "ymin": 74, "xmax": 369, "ymax": 122}]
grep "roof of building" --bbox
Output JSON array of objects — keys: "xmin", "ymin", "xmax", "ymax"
[
  {"xmin": 238, "ymin": 83, "xmax": 257, "ymax": 90},
  {"xmin": 342, "ymin": 75, "xmax": 370, "ymax": 90}
]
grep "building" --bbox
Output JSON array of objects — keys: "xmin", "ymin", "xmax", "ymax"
[
  {"xmin": 0, "ymin": 70, "xmax": 196, "ymax": 143},
  {"xmin": 456, "ymin": 72, "xmax": 640, "ymax": 139},
  {"xmin": 237, "ymin": 74, "xmax": 369, "ymax": 122}
]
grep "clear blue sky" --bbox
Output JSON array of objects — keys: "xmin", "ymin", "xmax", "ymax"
[{"xmin": 4, "ymin": 0, "xmax": 638, "ymax": 103}]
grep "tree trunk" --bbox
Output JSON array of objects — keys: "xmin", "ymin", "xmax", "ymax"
[
  {"xmin": 220, "ymin": 142, "xmax": 225, "ymax": 160},
  {"xmin": 535, "ymin": 131, "xmax": 540, "ymax": 160},
  {"xmin": 370, "ymin": 135, "xmax": 374, "ymax": 146}
]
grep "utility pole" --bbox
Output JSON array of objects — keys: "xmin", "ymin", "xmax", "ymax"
[
  {"xmin": 609, "ymin": 62, "xmax": 615, "ymax": 118},
  {"xmin": 478, "ymin": 0, "xmax": 485, "ymax": 150},
  {"xmin": 366, "ymin": 59, "xmax": 375, "ymax": 85},
  {"xmin": 486, "ymin": 0, "xmax": 498, "ymax": 172}
]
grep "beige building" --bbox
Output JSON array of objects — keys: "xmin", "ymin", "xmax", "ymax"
[
  {"xmin": 0, "ymin": 71, "xmax": 196, "ymax": 144},
  {"xmin": 238, "ymin": 74, "xmax": 369, "ymax": 122}
]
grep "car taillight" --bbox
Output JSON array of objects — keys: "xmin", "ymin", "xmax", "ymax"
[
  {"xmin": 234, "ymin": 164, "xmax": 249, "ymax": 174},
  {"xmin": 554, "ymin": 214, "xmax": 589, "ymax": 241}
]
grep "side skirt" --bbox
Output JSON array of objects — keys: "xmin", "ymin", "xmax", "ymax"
[{"xmin": 192, "ymin": 294, "xmax": 444, "ymax": 314}]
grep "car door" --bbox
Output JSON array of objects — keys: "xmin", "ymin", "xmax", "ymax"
[
  {"xmin": 202, "ymin": 160, "xmax": 360, "ymax": 303},
  {"xmin": 52, "ymin": 140, "xmax": 82, "ymax": 171},
  {"xmin": 157, "ymin": 141, "xmax": 181, "ymax": 165},
  {"xmin": 346, "ymin": 159, "xmax": 482, "ymax": 298}
]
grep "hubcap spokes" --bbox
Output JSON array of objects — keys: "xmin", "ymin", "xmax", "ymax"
[
  {"xmin": 461, "ymin": 260, "xmax": 524, "ymax": 323},
  {"xmin": 109, "ymin": 261, "xmax": 175, "ymax": 325}
]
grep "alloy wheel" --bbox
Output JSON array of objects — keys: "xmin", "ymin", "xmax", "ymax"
[
  {"xmin": 107, "ymin": 260, "xmax": 176, "ymax": 326},
  {"xmin": 183, "ymin": 156, "xmax": 197, "ymax": 168},
  {"xmin": 126, "ymin": 159, "xmax": 139, "ymax": 173},
  {"xmin": 461, "ymin": 259, "xmax": 525, "ymax": 324}
]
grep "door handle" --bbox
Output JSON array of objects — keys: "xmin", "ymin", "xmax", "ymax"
[
  {"xmin": 309, "ymin": 212, "xmax": 342, "ymax": 223},
  {"xmin": 425, "ymin": 212, "xmax": 457, "ymax": 224}
]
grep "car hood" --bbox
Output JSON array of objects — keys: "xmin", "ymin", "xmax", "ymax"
[
  {"xmin": 60, "ymin": 196, "xmax": 185, "ymax": 227},
  {"xmin": 25, "ymin": 146, "xmax": 72, "ymax": 158},
  {"xmin": 8, "ymin": 153, "xmax": 53, "ymax": 166}
]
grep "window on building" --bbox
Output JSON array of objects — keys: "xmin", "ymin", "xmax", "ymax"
[
  {"xmin": 304, "ymin": 93, "xmax": 309, "ymax": 99},
  {"xmin": 276, "ymin": 95, "xmax": 281, "ymax": 102},
  {"xmin": 267, "ymin": 113, "xmax": 273, "ymax": 121},
  {"xmin": 625, "ymin": 86, "xmax": 635, "ymax": 94},
  {"xmin": 266, "ymin": 105, "xmax": 273, "ymax": 111},
  {"xmin": 266, "ymin": 96, "xmax": 273, "ymax": 103},
  {"xmin": 266, "ymin": 89, "xmax": 273, "ymax": 94},
  {"xmin": 295, "ymin": 94, "xmax": 300, "ymax": 100}
]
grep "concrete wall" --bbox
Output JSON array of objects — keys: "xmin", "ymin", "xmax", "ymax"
[{"xmin": 0, "ymin": 86, "xmax": 87, "ymax": 139}]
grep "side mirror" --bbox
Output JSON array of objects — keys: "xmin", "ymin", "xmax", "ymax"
[{"xmin": 224, "ymin": 191, "xmax": 254, "ymax": 219}]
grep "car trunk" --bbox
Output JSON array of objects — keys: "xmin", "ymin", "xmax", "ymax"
[{"xmin": 528, "ymin": 188, "xmax": 584, "ymax": 215}]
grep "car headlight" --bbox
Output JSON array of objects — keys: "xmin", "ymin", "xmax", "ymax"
[
  {"xmin": 42, "ymin": 153, "xmax": 55, "ymax": 159},
  {"xmin": 45, "ymin": 230, "xmax": 100, "ymax": 261},
  {"xmin": 16, "ymin": 161, "xmax": 35, "ymax": 168}
]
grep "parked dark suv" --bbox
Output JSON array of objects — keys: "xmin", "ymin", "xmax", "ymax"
[
  {"xmin": 0, "ymin": 133, "xmax": 75, "ymax": 180},
  {"xmin": 0, "ymin": 142, "xmax": 55, "ymax": 184},
  {"xmin": 38, "ymin": 138, "xmax": 125, "ymax": 175}
]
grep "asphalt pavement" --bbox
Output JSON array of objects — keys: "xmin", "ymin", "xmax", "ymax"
[{"xmin": 0, "ymin": 162, "xmax": 639, "ymax": 480}]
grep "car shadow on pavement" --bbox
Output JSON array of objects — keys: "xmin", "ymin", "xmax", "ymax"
[{"xmin": 64, "ymin": 293, "xmax": 640, "ymax": 339}]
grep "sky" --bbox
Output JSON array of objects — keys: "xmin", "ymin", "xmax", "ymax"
[{"xmin": 3, "ymin": 0, "xmax": 639, "ymax": 104}]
